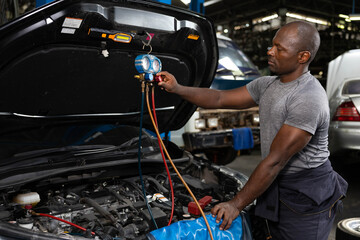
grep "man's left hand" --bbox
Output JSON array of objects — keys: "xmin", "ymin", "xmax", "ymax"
[{"xmin": 211, "ymin": 200, "xmax": 240, "ymax": 230}]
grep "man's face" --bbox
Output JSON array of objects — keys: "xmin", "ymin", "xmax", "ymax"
[{"xmin": 267, "ymin": 26, "xmax": 301, "ymax": 75}]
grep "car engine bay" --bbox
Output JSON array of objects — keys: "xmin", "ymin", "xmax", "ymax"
[{"xmin": 0, "ymin": 156, "xmax": 248, "ymax": 240}]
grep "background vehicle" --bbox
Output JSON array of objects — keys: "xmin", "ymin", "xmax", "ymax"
[
  {"xmin": 327, "ymin": 49, "xmax": 360, "ymax": 165},
  {"xmin": 172, "ymin": 35, "xmax": 261, "ymax": 165},
  {"xmin": 326, "ymin": 49, "xmax": 360, "ymax": 240},
  {"xmin": 0, "ymin": 0, "xmax": 257, "ymax": 239}
]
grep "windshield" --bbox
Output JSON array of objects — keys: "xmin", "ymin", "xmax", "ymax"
[{"xmin": 217, "ymin": 38, "xmax": 257, "ymax": 74}]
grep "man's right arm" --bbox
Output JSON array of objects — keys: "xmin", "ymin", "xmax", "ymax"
[{"xmin": 157, "ymin": 71, "xmax": 257, "ymax": 109}]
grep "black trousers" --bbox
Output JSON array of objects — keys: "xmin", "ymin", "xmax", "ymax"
[{"xmin": 266, "ymin": 200, "xmax": 340, "ymax": 240}]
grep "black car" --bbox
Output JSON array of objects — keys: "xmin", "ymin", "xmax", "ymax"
[{"xmin": 0, "ymin": 1, "xmax": 253, "ymax": 239}]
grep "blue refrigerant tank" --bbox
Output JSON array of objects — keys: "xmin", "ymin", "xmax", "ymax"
[{"xmin": 147, "ymin": 214, "xmax": 243, "ymax": 240}]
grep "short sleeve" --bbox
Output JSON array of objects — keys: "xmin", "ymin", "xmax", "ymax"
[
  {"xmin": 246, "ymin": 76, "xmax": 274, "ymax": 104},
  {"xmin": 284, "ymin": 92, "xmax": 328, "ymax": 135}
]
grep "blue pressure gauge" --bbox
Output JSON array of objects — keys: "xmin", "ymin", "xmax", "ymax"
[{"xmin": 135, "ymin": 54, "xmax": 162, "ymax": 74}]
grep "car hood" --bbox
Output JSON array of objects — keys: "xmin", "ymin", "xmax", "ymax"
[{"xmin": 0, "ymin": 0, "xmax": 218, "ymax": 134}]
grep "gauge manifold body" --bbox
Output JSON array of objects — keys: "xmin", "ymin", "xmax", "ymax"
[{"xmin": 135, "ymin": 55, "xmax": 162, "ymax": 74}]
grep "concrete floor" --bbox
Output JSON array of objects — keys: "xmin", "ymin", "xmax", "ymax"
[{"xmin": 225, "ymin": 149, "xmax": 360, "ymax": 240}]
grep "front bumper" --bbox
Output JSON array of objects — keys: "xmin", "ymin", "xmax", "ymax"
[{"xmin": 182, "ymin": 127, "xmax": 259, "ymax": 152}]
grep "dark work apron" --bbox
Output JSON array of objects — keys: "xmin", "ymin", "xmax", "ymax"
[{"xmin": 255, "ymin": 160, "xmax": 348, "ymax": 222}]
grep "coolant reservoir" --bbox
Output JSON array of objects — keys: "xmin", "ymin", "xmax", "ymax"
[{"xmin": 13, "ymin": 192, "xmax": 40, "ymax": 206}]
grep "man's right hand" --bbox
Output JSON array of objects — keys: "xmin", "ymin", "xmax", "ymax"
[{"xmin": 156, "ymin": 71, "xmax": 180, "ymax": 93}]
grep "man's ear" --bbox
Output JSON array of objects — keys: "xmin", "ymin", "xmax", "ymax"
[{"xmin": 298, "ymin": 51, "xmax": 311, "ymax": 64}]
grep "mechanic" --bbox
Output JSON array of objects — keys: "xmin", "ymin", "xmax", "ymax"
[{"xmin": 157, "ymin": 21, "xmax": 348, "ymax": 240}]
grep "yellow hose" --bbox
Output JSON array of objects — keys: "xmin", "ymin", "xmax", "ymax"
[{"xmin": 145, "ymin": 84, "xmax": 214, "ymax": 240}]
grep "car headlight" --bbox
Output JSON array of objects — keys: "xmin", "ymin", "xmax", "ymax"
[
  {"xmin": 207, "ymin": 117, "xmax": 219, "ymax": 128},
  {"xmin": 195, "ymin": 118, "xmax": 206, "ymax": 129}
]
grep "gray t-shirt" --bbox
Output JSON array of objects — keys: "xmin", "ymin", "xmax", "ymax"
[{"xmin": 246, "ymin": 72, "xmax": 330, "ymax": 174}]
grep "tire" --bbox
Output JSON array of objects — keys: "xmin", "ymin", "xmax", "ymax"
[
  {"xmin": 204, "ymin": 147, "xmax": 237, "ymax": 165},
  {"xmin": 336, "ymin": 218, "xmax": 360, "ymax": 239}
]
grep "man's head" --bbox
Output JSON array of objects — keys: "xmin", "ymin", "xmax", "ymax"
[{"xmin": 267, "ymin": 21, "xmax": 320, "ymax": 77}]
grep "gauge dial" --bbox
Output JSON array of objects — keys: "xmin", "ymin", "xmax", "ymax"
[
  {"xmin": 152, "ymin": 59, "xmax": 161, "ymax": 73},
  {"xmin": 142, "ymin": 57, "xmax": 150, "ymax": 71}
]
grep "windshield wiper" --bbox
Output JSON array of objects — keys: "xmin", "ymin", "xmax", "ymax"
[
  {"xmin": 217, "ymin": 67, "xmax": 258, "ymax": 78},
  {"xmin": 242, "ymin": 69, "xmax": 259, "ymax": 76}
]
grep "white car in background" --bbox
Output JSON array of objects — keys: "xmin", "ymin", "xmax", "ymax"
[
  {"xmin": 326, "ymin": 49, "xmax": 360, "ymax": 239},
  {"xmin": 327, "ymin": 49, "xmax": 360, "ymax": 165}
]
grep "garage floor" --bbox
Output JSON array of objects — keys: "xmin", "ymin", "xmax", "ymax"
[{"xmin": 226, "ymin": 148, "xmax": 360, "ymax": 240}]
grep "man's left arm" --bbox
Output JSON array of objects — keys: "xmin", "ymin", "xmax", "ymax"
[{"xmin": 211, "ymin": 124, "xmax": 312, "ymax": 230}]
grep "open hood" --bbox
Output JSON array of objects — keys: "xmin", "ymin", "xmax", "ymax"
[
  {"xmin": 0, "ymin": 5, "xmax": 253, "ymax": 240},
  {"xmin": 0, "ymin": 0, "xmax": 218, "ymax": 134}
]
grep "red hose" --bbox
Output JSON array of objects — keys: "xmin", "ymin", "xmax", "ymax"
[
  {"xmin": 151, "ymin": 86, "xmax": 175, "ymax": 225},
  {"xmin": 145, "ymin": 85, "xmax": 214, "ymax": 240},
  {"xmin": 37, "ymin": 213, "xmax": 95, "ymax": 235}
]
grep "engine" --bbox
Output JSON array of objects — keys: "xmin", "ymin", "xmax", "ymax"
[{"xmin": 0, "ymin": 161, "xmax": 248, "ymax": 240}]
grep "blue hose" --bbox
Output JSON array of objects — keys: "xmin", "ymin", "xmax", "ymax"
[{"xmin": 138, "ymin": 88, "xmax": 158, "ymax": 229}]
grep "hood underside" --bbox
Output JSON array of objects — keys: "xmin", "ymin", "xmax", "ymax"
[{"xmin": 0, "ymin": 0, "xmax": 218, "ymax": 133}]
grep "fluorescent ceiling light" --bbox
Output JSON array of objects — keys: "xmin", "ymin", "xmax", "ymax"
[
  {"xmin": 337, "ymin": 24, "xmax": 345, "ymax": 29},
  {"xmin": 181, "ymin": 0, "xmax": 191, "ymax": 5},
  {"xmin": 286, "ymin": 12, "xmax": 330, "ymax": 26},
  {"xmin": 339, "ymin": 14, "xmax": 349, "ymax": 19},
  {"xmin": 253, "ymin": 13, "xmax": 278, "ymax": 24},
  {"xmin": 204, "ymin": 0, "xmax": 222, "ymax": 7},
  {"xmin": 261, "ymin": 14, "xmax": 279, "ymax": 22},
  {"xmin": 339, "ymin": 14, "xmax": 352, "ymax": 22},
  {"xmin": 349, "ymin": 14, "xmax": 360, "ymax": 21},
  {"xmin": 305, "ymin": 17, "xmax": 329, "ymax": 25},
  {"xmin": 286, "ymin": 13, "xmax": 305, "ymax": 20}
]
